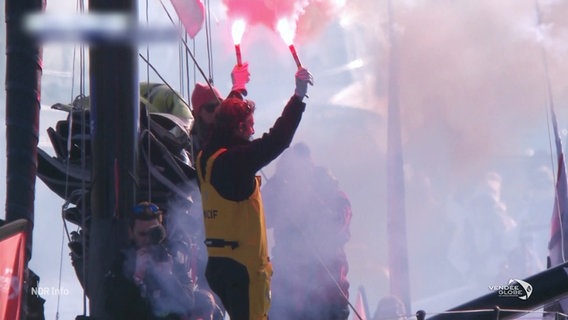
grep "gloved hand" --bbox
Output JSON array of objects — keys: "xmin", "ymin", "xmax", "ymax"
[
  {"xmin": 294, "ymin": 67, "xmax": 314, "ymax": 99},
  {"xmin": 231, "ymin": 62, "xmax": 250, "ymax": 95}
]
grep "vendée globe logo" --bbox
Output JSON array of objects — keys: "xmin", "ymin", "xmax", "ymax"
[{"xmin": 489, "ymin": 279, "xmax": 533, "ymax": 300}]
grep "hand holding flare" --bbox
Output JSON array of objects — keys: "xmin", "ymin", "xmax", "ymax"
[
  {"xmin": 277, "ymin": 18, "xmax": 312, "ymax": 99},
  {"xmin": 232, "ymin": 19, "xmax": 246, "ymax": 66}
]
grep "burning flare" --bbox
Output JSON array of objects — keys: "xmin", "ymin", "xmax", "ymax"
[
  {"xmin": 232, "ymin": 19, "xmax": 246, "ymax": 66},
  {"xmin": 277, "ymin": 18, "xmax": 302, "ymax": 68}
]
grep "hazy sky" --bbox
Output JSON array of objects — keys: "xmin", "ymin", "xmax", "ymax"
[{"xmin": 2, "ymin": 0, "xmax": 568, "ymax": 319}]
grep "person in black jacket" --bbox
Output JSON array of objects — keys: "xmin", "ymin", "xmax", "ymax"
[
  {"xmin": 196, "ymin": 63, "xmax": 313, "ymax": 320},
  {"xmin": 263, "ymin": 142, "xmax": 352, "ymax": 320},
  {"xmin": 104, "ymin": 202, "xmax": 194, "ymax": 319}
]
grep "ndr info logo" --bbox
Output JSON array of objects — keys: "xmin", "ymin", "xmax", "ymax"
[{"xmin": 489, "ymin": 279, "xmax": 533, "ymax": 300}]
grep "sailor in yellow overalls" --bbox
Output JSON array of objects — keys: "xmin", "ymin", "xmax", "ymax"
[
  {"xmin": 195, "ymin": 63, "xmax": 313, "ymax": 320},
  {"xmin": 197, "ymin": 148, "xmax": 272, "ymax": 319}
]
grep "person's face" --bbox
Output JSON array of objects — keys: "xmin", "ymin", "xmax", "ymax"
[
  {"xmin": 237, "ymin": 114, "xmax": 255, "ymax": 140},
  {"xmin": 131, "ymin": 219, "xmax": 161, "ymax": 248},
  {"xmin": 199, "ymin": 102, "xmax": 218, "ymax": 126}
]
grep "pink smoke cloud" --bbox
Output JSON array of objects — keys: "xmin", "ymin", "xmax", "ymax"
[{"xmin": 222, "ymin": 0, "xmax": 345, "ymax": 44}]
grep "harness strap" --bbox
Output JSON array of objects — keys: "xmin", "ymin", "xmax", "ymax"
[
  {"xmin": 196, "ymin": 148, "xmax": 227, "ymax": 183},
  {"xmin": 204, "ymin": 238, "xmax": 239, "ymax": 250}
]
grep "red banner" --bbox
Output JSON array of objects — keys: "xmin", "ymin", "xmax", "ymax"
[
  {"xmin": 170, "ymin": 0, "xmax": 205, "ymax": 39},
  {"xmin": 0, "ymin": 223, "xmax": 27, "ymax": 320}
]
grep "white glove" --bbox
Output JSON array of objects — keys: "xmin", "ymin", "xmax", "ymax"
[
  {"xmin": 294, "ymin": 67, "xmax": 314, "ymax": 99},
  {"xmin": 231, "ymin": 62, "xmax": 250, "ymax": 94}
]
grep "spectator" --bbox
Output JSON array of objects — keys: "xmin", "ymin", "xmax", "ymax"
[
  {"xmin": 263, "ymin": 142, "xmax": 351, "ymax": 320},
  {"xmin": 104, "ymin": 201, "xmax": 194, "ymax": 319},
  {"xmin": 190, "ymin": 82, "xmax": 223, "ymax": 157}
]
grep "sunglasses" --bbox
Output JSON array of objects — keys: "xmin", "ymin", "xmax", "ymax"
[
  {"xmin": 202, "ymin": 102, "xmax": 219, "ymax": 113},
  {"xmin": 133, "ymin": 203, "xmax": 161, "ymax": 215}
]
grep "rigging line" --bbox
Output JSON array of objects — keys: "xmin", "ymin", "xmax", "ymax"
[
  {"xmin": 55, "ymin": 229, "xmax": 65, "ymax": 320},
  {"xmin": 55, "ymin": 231, "xmax": 65, "ymax": 320},
  {"xmin": 138, "ymin": 54, "xmax": 191, "ymax": 110},
  {"xmin": 535, "ymin": 0, "xmax": 566, "ymax": 263},
  {"xmin": 145, "ymin": 0, "xmax": 153, "ymax": 201},
  {"xmin": 181, "ymin": 35, "xmax": 192, "ymax": 112},
  {"xmin": 70, "ymin": 39, "xmax": 77, "ymax": 104},
  {"xmin": 177, "ymin": 21, "xmax": 189, "ymax": 98},
  {"xmin": 268, "ymin": 182, "xmax": 360, "ymax": 319},
  {"xmin": 56, "ymin": 184, "xmax": 71, "ymax": 320},
  {"xmin": 75, "ymin": 0, "xmax": 89, "ymax": 315},
  {"xmin": 192, "ymin": 38, "xmax": 197, "ymax": 85},
  {"xmin": 179, "ymin": 34, "xmax": 184, "ymax": 95},
  {"xmin": 56, "ymin": 0, "xmax": 87, "ymax": 316},
  {"xmin": 56, "ymin": 0, "xmax": 86, "ymax": 316},
  {"xmin": 205, "ymin": 0, "xmax": 214, "ymax": 82},
  {"xmin": 139, "ymin": 130, "xmax": 194, "ymax": 200},
  {"xmin": 298, "ymin": 227, "xmax": 363, "ymax": 320},
  {"xmin": 57, "ymin": 157, "xmax": 72, "ymax": 320},
  {"xmin": 79, "ymin": 99, "xmax": 89, "ymax": 317},
  {"xmin": 156, "ymin": 0, "xmax": 212, "ymax": 108},
  {"xmin": 184, "ymin": 35, "xmax": 191, "ymax": 99}
]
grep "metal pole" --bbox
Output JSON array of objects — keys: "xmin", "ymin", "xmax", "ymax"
[
  {"xmin": 386, "ymin": 0, "xmax": 412, "ymax": 313},
  {"xmin": 87, "ymin": 0, "xmax": 138, "ymax": 318},
  {"xmin": 5, "ymin": 1, "xmax": 44, "ymax": 316},
  {"xmin": 5, "ymin": 0, "xmax": 43, "ymax": 264},
  {"xmin": 427, "ymin": 262, "xmax": 568, "ymax": 320}
]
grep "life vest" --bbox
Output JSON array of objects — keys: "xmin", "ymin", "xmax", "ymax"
[{"xmin": 196, "ymin": 149, "xmax": 269, "ymax": 268}]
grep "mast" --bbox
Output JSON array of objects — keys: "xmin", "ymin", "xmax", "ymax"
[
  {"xmin": 535, "ymin": 0, "xmax": 568, "ymax": 315},
  {"xmin": 5, "ymin": 0, "xmax": 43, "ymax": 265},
  {"xmin": 87, "ymin": 0, "xmax": 138, "ymax": 317},
  {"xmin": 5, "ymin": 0, "xmax": 44, "ymax": 317},
  {"xmin": 385, "ymin": 0, "xmax": 411, "ymax": 313}
]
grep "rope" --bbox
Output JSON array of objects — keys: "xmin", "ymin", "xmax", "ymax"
[
  {"xmin": 192, "ymin": 38, "xmax": 197, "ymax": 86},
  {"xmin": 53, "ymin": 0, "xmax": 90, "ymax": 317},
  {"xmin": 144, "ymin": 0, "xmax": 153, "ymax": 202},
  {"xmin": 156, "ymin": 0, "xmax": 215, "ymax": 103},
  {"xmin": 266, "ymin": 174, "xmax": 362, "ymax": 319},
  {"xmin": 205, "ymin": 0, "xmax": 215, "ymax": 82},
  {"xmin": 179, "ymin": 33, "xmax": 184, "ymax": 95},
  {"xmin": 298, "ymin": 227, "xmax": 364, "ymax": 320},
  {"xmin": 184, "ymin": 34, "xmax": 192, "ymax": 98},
  {"xmin": 79, "ymin": 23, "xmax": 89, "ymax": 320},
  {"xmin": 138, "ymin": 54, "xmax": 191, "ymax": 110}
]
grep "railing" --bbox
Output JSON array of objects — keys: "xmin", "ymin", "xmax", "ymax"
[{"xmin": 371, "ymin": 308, "xmax": 568, "ymax": 320}]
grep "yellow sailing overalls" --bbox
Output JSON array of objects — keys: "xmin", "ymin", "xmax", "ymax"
[{"xmin": 197, "ymin": 149, "xmax": 272, "ymax": 320}]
